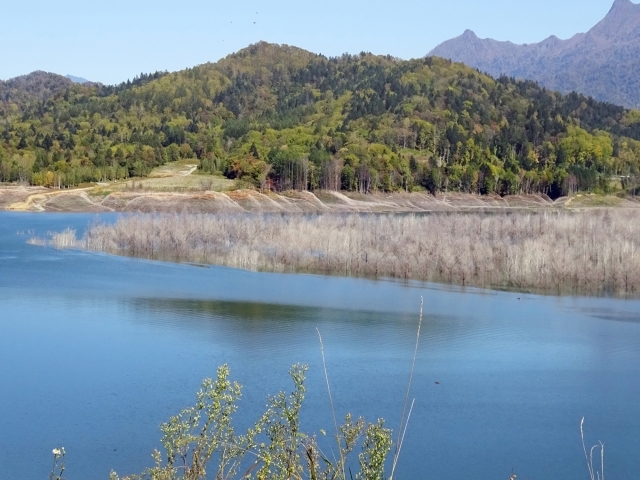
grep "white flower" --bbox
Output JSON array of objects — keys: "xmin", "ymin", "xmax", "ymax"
[{"xmin": 52, "ymin": 448, "xmax": 61, "ymax": 455}]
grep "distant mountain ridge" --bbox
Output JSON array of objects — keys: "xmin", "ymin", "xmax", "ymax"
[
  {"xmin": 430, "ymin": 0, "xmax": 640, "ymax": 108},
  {"xmin": 65, "ymin": 74, "xmax": 90, "ymax": 84}
]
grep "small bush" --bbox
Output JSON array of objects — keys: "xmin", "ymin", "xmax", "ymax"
[{"xmin": 107, "ymin": 364, "xmax": 392, "ymax": 480}]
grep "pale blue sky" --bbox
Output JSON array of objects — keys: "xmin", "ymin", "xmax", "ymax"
[{"xmin": 0, "ymin": 0, "xmax": 624, "ymax": 85}]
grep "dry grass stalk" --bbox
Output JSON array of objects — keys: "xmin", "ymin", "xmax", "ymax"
[
  {"xmin": 50, "ymin": 228, "xmax": 79, "ymax": 249},
  {"xmin": 316, "ymin": 327, "xmax": 344, "ymax": 479},
  {"xmin": 391, "ymin": 297, "xmax": 423, "ymax": 479},
  {"xmin": 54, "ymin": 210, "xmax": 640, "ymax": 295},
  {"xmin": 29, "ymin": 228, "xmax": 79, "ymax": 249},
  {"xmin": 581, "ymin": 417, "xmax": 605, "ymax": 480}
]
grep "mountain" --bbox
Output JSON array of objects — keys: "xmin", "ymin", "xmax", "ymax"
[
  {"xmin": 0, "ymin": 71, "xmax": 73, "ymax": 106},
  {"xmin": 65, "ymin": 74, "xmax": 90, "ymax": 84},
  {"xmin": 2, "ymin": 42, "xmax": 640, "ymax": 197},
  {"xmin": 430, "ymin": 0, "xmax": 640, "ymax": 109}
]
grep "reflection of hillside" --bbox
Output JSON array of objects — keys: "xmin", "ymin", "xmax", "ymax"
[
  {"xmin": 129, "ymin": 297, "xmax": 322, "ymax": 323},
  {"xmin": 577, "ymin": 307, "xmax": 640, "ymax": 324},
  {"xmin": 126, "ymin": 296, "xmax": 425, "ymax": 327},
  {"xmin": 122, "ymin": 297, "xmax": 441, "ymax": 356}
]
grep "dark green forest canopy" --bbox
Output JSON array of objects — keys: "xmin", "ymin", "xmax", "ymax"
[{"xmin": 3, "ymin": 41, "xmax": 640, "ymax": 196}]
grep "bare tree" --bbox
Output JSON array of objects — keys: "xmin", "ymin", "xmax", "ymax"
[{"xmin": 44, "ymin": 211, "xmax": 640, "ymax": 296}]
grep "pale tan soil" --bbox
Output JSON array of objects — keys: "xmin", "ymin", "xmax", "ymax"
[
  {"xmin": 43, "ymin": 192, "xmax": 112, "ymax": 212},
  {"xmin": 4, "ymin": 186, "xmax": 639, "ymax": 213},
  {"xmin": 3, "ymin": 185, "xmax": 95, "ymax": 211},
  {"xmin": 0, "ymin": 186, "xmax": 48, "ymax": 209}
]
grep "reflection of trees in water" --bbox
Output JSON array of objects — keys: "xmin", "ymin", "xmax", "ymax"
[
  {"xmin": 127, "ymin": 297, "xmax": 419, "ymax": 325},
  {"xmin": 129, "ymin": 297, "xmax": 317, "ymax": 322},
  {"xmin": 123, "ymin": 296, "xmax": 428, "ymax": 349}
]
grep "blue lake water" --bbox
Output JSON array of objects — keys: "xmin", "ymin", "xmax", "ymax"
[{"xmin": 1, "ymin": 212, "xmax": 639, "ymax": 479}]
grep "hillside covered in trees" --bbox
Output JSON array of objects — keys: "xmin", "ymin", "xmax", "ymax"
[
  {"xmin": 2, "ymin": 42, "xmax": 640, "ymax": 197},
  {"xmin": 0, "ymin": 71, "xmax": 75, "ymax": 111}
]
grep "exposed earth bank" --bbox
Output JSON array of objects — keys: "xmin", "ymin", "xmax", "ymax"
[
  {"xmin": 2, "ymin": 185, "xmax": 640, "ymax": 213},
  {"xmin": 2, "ymin": 186, "xmax": 640, "ymax": 213}
]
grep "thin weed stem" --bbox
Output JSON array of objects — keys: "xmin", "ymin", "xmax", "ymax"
[
  {"xmin": 581, "ymin": 417, "xmax": 604, "ymax": 480},
  {"xmin": 581, "ymin": 417, "xmax": 594, "ymax": 480},
  {"xmin": 316, "ymin": 327, "xmax": 345, "ymax": 479},
  {"xmin": 392, "ymin": 397, "xmax": 415, "ymax": 479},
  {"xmin": 390, "ymin": 297, "xmax": 423, "ymax": 479},
  {"xmin": 600, "ymin": 441, "xmax": 604, "ymax": 480}
]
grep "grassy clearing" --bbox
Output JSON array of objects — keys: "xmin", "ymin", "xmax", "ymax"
[
  {"xmin": 89, "ymin": 161, "xmax": 236, "ymax": 195},
  {"xmin": 115, "ymin": 174, "xmax": 235, "ymax": 193},
  {"xmin": 567, "ymin": 194, "xmax": 624, "ymax": 207},
  {"xmin": 148, "ymin": 158, "xmax": 200, "ymax": 177}
]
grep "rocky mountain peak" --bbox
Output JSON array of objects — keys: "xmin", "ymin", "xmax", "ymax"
[
  {"xmin": 609, "ymin": 0, "xmax": 635, "ymax": 12},
  {"xmin": 590, "ymin": 0, "xmax": 640, "ymax": 40},
  {"xmin": 603, "ymin": 0, "xmax": 640, "ymax": 23},
  {"xmin": 428, "ymin": 0, "xmax": 640, "ymax": 108},
  {"xmin": 461, "ymin": 29, "xmax": 477, "ymax": 39}
]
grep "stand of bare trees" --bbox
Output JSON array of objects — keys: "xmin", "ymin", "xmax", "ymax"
[
  {"xmin": 59, "ymin": 211, "xmax": 640, "ymax": 296},
  {"xmin": 319, "ymin": 159, "xmax": 342, "ymax": 191}
]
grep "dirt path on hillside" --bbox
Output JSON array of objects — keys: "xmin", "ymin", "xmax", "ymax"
[
  {"xmin": 7, "ymin": 187, "xmax": 97, "ymax": 211},
  {"xmin": 4, "ymin": 162, "xmax": 202, "ymax": 212}
]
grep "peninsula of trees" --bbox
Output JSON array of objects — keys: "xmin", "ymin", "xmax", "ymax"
[
  {"xmin": 3, "ymin": 42, "xmax": 640, "ymax": 197},
  {"xmin": 44, "ymin": 210, "xmax": 640, "ymax": 295}
]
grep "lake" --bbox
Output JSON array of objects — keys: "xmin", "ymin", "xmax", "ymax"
[{"xmin": 1, "ymin": 212, "xmax": 639, "ymax": 479}]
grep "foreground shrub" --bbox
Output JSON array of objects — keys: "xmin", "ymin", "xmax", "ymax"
[{"xmin": 108, "ymin": 364, "xmax": 392, "ymax": 480}]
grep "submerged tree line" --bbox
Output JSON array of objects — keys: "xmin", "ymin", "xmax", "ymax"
[
  {"xmin": 3, "ymin": 42, "xmax": 640, "ymax": 196},
  {"xmin": 43, "ymin": 211, "xmax": 640, "ymax": 296}
]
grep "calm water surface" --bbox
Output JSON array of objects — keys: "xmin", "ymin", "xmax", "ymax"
[{"xmin": 1, "ymin": 212, "xmax": 639, "ymax": 479}]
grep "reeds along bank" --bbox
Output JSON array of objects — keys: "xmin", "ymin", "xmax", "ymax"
[{"xmin": 73, "ymin": 211, "xmax": 640, "ymax": 295}]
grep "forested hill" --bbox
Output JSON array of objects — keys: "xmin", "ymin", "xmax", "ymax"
[
  {"xmin": 3, "ymin": 42, "xmax": 640, "ymax": 197},
  {"xmin": 0, "ymin": 71, "xmax": 74, "ymax": 109}
]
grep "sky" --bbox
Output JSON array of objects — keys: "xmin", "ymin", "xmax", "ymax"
[{"xmin": 0, "ymin": 0, "xmax": 626, "ymax": 85}]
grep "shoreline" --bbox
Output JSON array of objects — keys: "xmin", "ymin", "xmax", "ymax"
[{"xmin": 3, "ymin": 186, "xmax": 640, "ymax": 213}]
